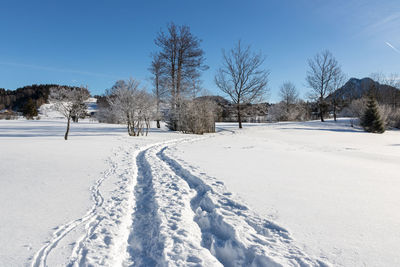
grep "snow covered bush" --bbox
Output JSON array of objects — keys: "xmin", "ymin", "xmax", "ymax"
[
  {"xmin": 378, "ymin": 104, "xmax": 400, "ymax": 129},
  {"xmin": 178, "ymin": 99, "xmax": 216, "ymax": 134},
  {"xmin": 340, "ymin": 97, "xmax": 400, "ymax": 129},
  {"xmin": 339, "ymin": 98, "xmax": 367, "ymax": 126},
  {"xmin": 267, "ymin": 101, "xmax": 311, "ymax": 122},
  {"xmin": 348, "ymin": 98, "xmax": 367, "ymax": 118},
  {"xmin": 134, "ymin": 89, "xmax": 156, "ymax": 136},
  {"xmin": 105, "ymin": 79, "xmax": 155, "ymax": 136},
  {"xmin": 267, "ymin": 102, "xmax": 286, "ymax": 122}
]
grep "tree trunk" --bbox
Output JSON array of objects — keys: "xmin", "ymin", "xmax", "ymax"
[
  {"xmin": 127, "ymin": 114, "xmax": 132, "ymax": 136},
  {"xmin": 333, "ymin": 104, "xmax": 337, "ymax": 121},
  {"xmin": 64, "ymin": 117, "xmax": 71, "ymax": 140},
  {"xmin": 156, "ymin": 97, "xmax": 161, "ymax": 128},
  {"xmin": 319, "ymin": 102, "xmax": 324, "ymax": 122},
  {"xmin": 145, "ymin": 119, "xmax": 150, "ymax": 136},
  {"xmin": 237, "ymin": 104, "xmax": 242, "ymax": 129}
]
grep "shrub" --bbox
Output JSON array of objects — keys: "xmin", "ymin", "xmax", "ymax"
[
  {"xmin": 179, "ymin": 99, "xmax": 216, "ymax": 134},
  {"xmin": 378, "ymin": 104, "xmax": 400, "ymax": 129},
  {"xmin": 267, "ymin": 101, "xmax": 311, "ymax": 122}
]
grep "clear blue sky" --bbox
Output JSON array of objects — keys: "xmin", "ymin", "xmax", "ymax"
[{"xmin": 1, "ymin": 0, "xmax": 399, "ymax": 102}]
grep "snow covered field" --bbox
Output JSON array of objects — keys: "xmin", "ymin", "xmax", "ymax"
[
  {"xmin": 0, "ymin": 118, "xmax": 399, "ymax": 266},
  {"xmin": 0, "ymin": 119, "xmax": 190, "ymax": 266},
  {"xmin": 171, "ymin": 120, "xmax": 400, "ymax": 266}
]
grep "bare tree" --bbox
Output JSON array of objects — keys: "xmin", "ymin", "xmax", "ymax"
[
  {"xmin": 279, "ymin": 82, "xmax": 299, "ymax": 116},
  {"xmin": 369, "ymin": 72, "xmax": 400, "ymax": 88},
  {"xmin": 135, "ymin": 89, "xmax": 156, "ymax": 136},
  {"xmin": 384, "ymin": 73, "xmax": 400, "ymax": 89},
  {"xmin": 49, "ymin": 86, "xmax": 90, "ymax": 140},
  {"xmin": 306, "ymin": 50, "xmax": 341, "ymax": 122},
  {"xmin": 383, "ymin": 74, "xmax": 400, "ymax": 108},
  {"xmin": 149, "ymin": 53, "xmax": 168, "ymax": 128},
  {"xmin": 106, "ymin": 79, "xmax": 155, "ymax": 136},
  {"xmin": 106, "ymin": 79, "xmax": 138, "ymax": 136},
  {"xmin": 155, "ymin": 22, "xmax": 208, "ymax": 130},
  {"xmin": 188, "ymin": 73, "xmax": 203, "ymax": 99},
  {"xmin": 370, "ymin": 72, "xmax": 400, "ymax": 108},
  {"xmin": 328, "ymin": 71, "xmax": 347, "ymax": 121},
  {"xmin": 215, "ymin": 40, "xmax": 269, "ymax": 128}
]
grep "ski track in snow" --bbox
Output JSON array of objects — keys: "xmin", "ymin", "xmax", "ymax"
[
  {"xmin": 124, "ymin": 138, "xmax": 221, "ymax": 267},
  {"xmin": 31, "ymin": 151, "xmax": 117, "ymax": 267},
  {"xmin": 158, "ymin": 145, "xmax": 328, "ymax": 267},
  {"xmin": 30, "ymin": 133, "xmax": 329, "ymax": 267}
]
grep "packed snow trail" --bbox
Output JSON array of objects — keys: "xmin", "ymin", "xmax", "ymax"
[
  {"xmin": 122, "ymin": 137, "xmax": 327, "ymax": 266},
  {"xmin": 124, "ymin": 139, "xmax": 221, "ymax": 266},
  {"xmin": 125, "ymin": 147, "xmax": 164, "ymax": 266},
  {"xmin": 64, "ymin": 139, "xmax": 196, "ymax": 267},
  {"xmin": 30, "ymin": 133, "xmax": 328, "ymax": 266},
  {"xmin": 158, "ymin": 144, "xmax": 328, "ymax": 267}
]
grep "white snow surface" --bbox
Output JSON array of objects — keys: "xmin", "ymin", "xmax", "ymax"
[
  {"xmin": 170, "ymin": 120, "xmax": 400, "ymax": 267},
  {"xmin": 0, "ymin": 118, "xmax": 398, "ymax": 266},
  {"xmin": 38, "ymin": 97, "xmax": 97, "ymax": 119}
]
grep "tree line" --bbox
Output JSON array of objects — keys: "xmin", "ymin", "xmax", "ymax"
[
  {"xmin": 0, "ymin": 84, "xmax": 90, "ymax": 120},
  {"xmin": 3, "ymin": 22, "xmax": 399, "ymax": 136},
  {"xmin": 97, "ymin": 23, "xmax": 271, "ymax": 134},
  {"xmin": 147, "ymin": 24, "xmax": 399, "ymax": 134},
  {"xmin": 268, "ymin": 50, "xmax": 400, "ymax": 133}
]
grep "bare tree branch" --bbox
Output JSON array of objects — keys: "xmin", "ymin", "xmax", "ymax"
[
  {"xmin": 49, "ymin": 86, "xmax": 90, "ymax": 140},
  {"xmin": 106, "ymin": 79, "xmax": 155, "ymax": 136},
  {"xmin": 306, "ymin": 50, "xmax": 341, "ymax": 122},
  {"xmin": 279, "ymin": 81, "xmax": 299, "ymax": 115},
  {"xmin": 155, "ymin": 22, "xmax": 208, "ymax": 131},
  {"xmin": 215, "ymin": 40, "xmax": 269, "ymax": 128},
  {"xmin": 149, "ymin": 53, "xmax": 168, "ymax": 128}
]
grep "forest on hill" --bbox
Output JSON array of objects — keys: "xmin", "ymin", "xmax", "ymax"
[{"xmin": 0, "ymin": 84, "xmax": 79, "ymax": 111}]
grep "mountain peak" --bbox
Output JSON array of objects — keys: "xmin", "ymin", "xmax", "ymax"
[{"xmin": 331, "ymin": 77, "xmax": 399, "ymax": 103}]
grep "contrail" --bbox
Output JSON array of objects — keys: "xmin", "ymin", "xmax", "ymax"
[
  {"xmin": 385, "ymin": 42, "xmax": 400, "ymax": 54},
  {"xmin": 0, "ymin": 61, "xmax": 119, "ymax": 78}
]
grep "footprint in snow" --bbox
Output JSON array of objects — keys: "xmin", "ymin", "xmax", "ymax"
[{"xmin": 23, "ymin": 244, "xmax": 32, "ymax": 251}]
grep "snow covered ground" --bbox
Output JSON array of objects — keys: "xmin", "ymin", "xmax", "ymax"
[
  {"xmin": 0, "ymin": 119, "xmax": 189, "ymax": 266},
  {"xmin": 170, "ymin": 120, "xmax": 400, "ymax": 267},
  {"xmin": 0, "ymin": 118, "xmax": 398, "ymax": 266},
  {"xmin": 38, "ymin": 97, "xmax": 98, "ymax": 119}
]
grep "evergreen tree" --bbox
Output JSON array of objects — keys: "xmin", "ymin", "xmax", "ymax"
[
  {"xmin": 22, "ymin": 98, "xmax": 38, "ymax": 119},
  {"xmin": 360, "ymin": 96, "xmax": 385, "ymax": 133}
]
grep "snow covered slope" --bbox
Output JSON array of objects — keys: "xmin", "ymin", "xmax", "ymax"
[{"xmin": 38, "ymin": 97, "xmax": 98, "ymax": 119}]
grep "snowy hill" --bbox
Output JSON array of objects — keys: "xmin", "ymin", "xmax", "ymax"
[
  {"xmin": 0, "ymin": 84, "xmax": 85, "ymax": 111},
  {"xmin": 85, "ymin": 97, "xmax": 98, "ymax": 115},
  {"xmin": 38, "ymin": 98, "xmax": 98, "ymax": 119}
]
